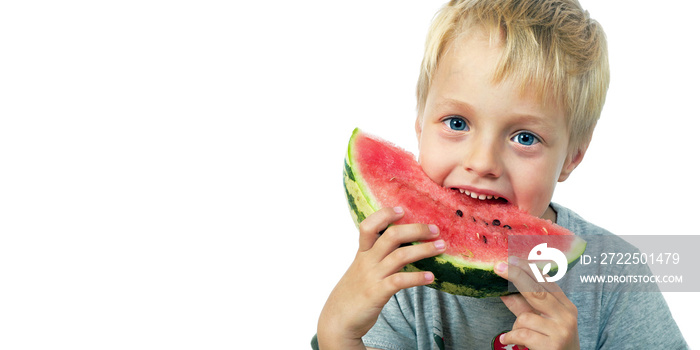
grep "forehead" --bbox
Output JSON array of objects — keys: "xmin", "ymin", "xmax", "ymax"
[
  {"xmin": 441, "ymin": 25, "xmax": 564, "ymax": 112},
  {"xmin": 427, "ymin": 30, "xmax": 567, "ymax": 130}
]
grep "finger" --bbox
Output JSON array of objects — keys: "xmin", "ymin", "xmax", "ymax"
[
  {"xmin": 504, "ymin": 312, "xmax": 579, "ymax": 350},
  {"xmin": 378, "ymin": 239, "xmax": 446, "ymax": 277},
  {"xmin": 494, "ymin": 258, "xmax": 551, "ymax": 293},
  {"xmin": 500, "ymin": 328, "xmax": 548, "ymax": 350},
  {"xmin": 358, "ymin": 207, "xmax": 404, "ymax": 252},
  {"xmin": 371, "ymin": 222, "xmax": 439, "ymax": 260},
  {"xmin": 505, "ymin": 257, "xmax": 577, "ymax": 315},
  {"xmin": 497, "ymin": 257, "xmax": 555, "ymax": 289},
  {"xmin": 509, "ymin": 256, "xmax": 574, "ymax": 302},
  {"xmin": 374, "ymin": 270, "xmax": 436, "ymax": 301},
  {"xmin": 511, "ymin": 311, "xmax": 557, "ymax": 335},
  {"xmin": 500, "ymin": 293, "xmax": 537, "ymax": 318},
  {"xmin": 496, "ymin": 258, "xmax": 576, "ymax": 320},
  {"xmin": 495, "ymin": 259, "xmax": 562, "ymax": 318}
]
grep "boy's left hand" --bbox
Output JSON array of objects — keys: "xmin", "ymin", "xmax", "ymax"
[{"xmin": 494, "ymin": 257, "xmax": 580, "ymax": 350}]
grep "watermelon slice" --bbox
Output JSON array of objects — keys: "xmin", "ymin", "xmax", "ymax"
[{"xmin": 343, "ymin": 128, "xmax": 586, "ymax": 297}]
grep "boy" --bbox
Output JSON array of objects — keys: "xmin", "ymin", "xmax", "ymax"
[{"xmin": 316, "ymin": 0, "xmax": 687, "ymax": 349}]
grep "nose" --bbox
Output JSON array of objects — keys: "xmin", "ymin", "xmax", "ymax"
[{"xmin": 463, "ymin": 136, "xmax": 503, "ymax": 178}]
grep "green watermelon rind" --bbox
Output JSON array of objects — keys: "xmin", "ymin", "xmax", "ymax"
[
  {"xmin": 343, "ymin": 128, "xmax": 587, "ymax": 298},
  {"xmin": 343, "ymin": 129, "xmax": 379, "ymax": 227}
]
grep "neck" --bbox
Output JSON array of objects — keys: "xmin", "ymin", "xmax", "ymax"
[{"xmin": 542, "ymin": 204, "xmax": 557, "ymax": 223}]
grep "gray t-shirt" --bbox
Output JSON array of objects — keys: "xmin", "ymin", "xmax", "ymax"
[{"xmin": 361, "ymin": 203, "xmax": 688, "ymax": 350}]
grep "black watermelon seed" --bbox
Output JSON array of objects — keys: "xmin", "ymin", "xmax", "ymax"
[
  {"xmin": 504, "ymin": 225, "xmax": 512, "ymax": 230},
  {"xmin": 492, "ymin": 219, "xmax": 501, "ymax": 226},
  {"xmin": 456, "ymin": 209, "xmax": 463, "ymax": 217},
  {"xmin": 471, "ymin": 216, "xmax": 477, "ymax": 222},
  {"xmin": 482, "ymin": 235, "xmax": 488, "ymax": 244}
]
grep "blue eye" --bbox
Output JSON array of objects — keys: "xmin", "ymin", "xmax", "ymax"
[
  {"xmin": 443, "ymin": 117, "xmax": 468, "ymax": 131},
  {"xmin": 512, "ymin": 132, "xmax": 540, "ymax": 146}
]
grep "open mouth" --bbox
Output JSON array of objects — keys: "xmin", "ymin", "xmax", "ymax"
[{"xmin": 451, "ymin": 188, "xmax": 509, "ymax": 204}]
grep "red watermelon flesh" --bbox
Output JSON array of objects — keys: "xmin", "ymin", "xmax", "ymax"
[{"xmin": 344, "ymin": 128, "xmax": 586, "ymax": 296}]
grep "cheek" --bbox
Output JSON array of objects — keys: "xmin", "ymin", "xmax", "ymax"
[
  {"xmin": 417, "ymin": 140, "xmax": 454, "ymax": 186},
  {"xmin": 418, "ymin": 150, "xmax": 445, "ymax": 185},
  {"xmin": 512, "ymin": 161, "xmax": 560, "ymax": 216}
]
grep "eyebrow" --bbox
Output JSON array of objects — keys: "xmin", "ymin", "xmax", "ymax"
[
  {"xmin": 436, "ymin": 98, "xmax": 476, "ymax": 115},
  {"xmin": 510, "ymin": 113, "xmax": 556, "ymax": 129}
]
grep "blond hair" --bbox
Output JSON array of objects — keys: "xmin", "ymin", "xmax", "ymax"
[{"xmin": 416, "ymin": 0, "xmax": 609, "ymax": 149}]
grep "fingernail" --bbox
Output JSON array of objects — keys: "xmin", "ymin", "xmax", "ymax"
[
  {"xmin": 495, "ymin": 262, "xmax": 508, "ymax": 273},
  {"xmin": 433, "ymin": 239, "xmax": 445, "ymax": 250},
  {"xmin": 428, "ymin": 224, "xmax": 439, "ymax": 235},
  {"xmin": 393, "ymin": 206, "xmax": 404, "ymax": 214},
  {"xmin": 424, "ymin": 272, "xmax": 434, "ymax": 282},
  {"xmin": 499, "ymin": 333, "xmax": 506, "ymax": 344},
  {"xmin": 508, "ymin": 256, "xmax": 519, "ymax": 265}
]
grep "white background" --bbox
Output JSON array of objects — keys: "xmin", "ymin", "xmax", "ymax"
[{"xmin": 1, "ymin": 0, "xmax": 698, "ymax": 348}]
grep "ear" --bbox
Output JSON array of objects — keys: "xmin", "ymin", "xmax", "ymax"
[
  {"xmin": 415, "ymin": 115, "xmax": 423, "ymax": 145},
  {"xmin": 558, "ymin": 141, "xmax": 590, "ymax": 182}
]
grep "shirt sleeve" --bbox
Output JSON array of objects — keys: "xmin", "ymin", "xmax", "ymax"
[
  {"xmin": 596, "ymin": 262, "xmax": 688, "ymax": 349},
  {"xmin": 597, "ymin": 291, "xmax": 688, "ymax": 349}
]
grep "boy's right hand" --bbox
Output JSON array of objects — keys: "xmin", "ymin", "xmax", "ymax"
[{"xmin": 317, "ymin": 207, "xmax": 446, "ymax": 350}]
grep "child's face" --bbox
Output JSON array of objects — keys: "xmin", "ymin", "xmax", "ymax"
[{"xmin": 415, "ymin": 29, "xmax": 584, "ymax": 220}]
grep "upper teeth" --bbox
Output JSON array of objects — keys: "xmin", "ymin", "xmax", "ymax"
[{"xmin": 458, "ymin": 188, "xmax": 499, "ymax": 200}]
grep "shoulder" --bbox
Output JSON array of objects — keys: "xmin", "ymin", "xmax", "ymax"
[
  {"xmin": 552, "ymin": 202, "xmax": 639, "ymax": 252},
  {"xmin": 552, "ymin": 202, "xmax": 640, "ymax": 253},
  {"xmin": 551, "ymin": 202, "xmax": 612, "ymax": 237}
]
